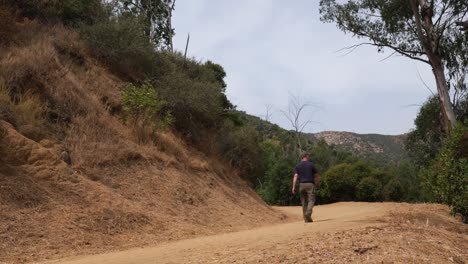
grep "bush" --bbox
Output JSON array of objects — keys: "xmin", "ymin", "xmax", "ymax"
[
  {"xmin": 80, "ymin": 15, "xmax": 160, "ymax": 79},
  {"xmin": 383, "ymin": 179, "xmax": 405, "ymax": 201},
  {"xmin": 424, "ymin": 123, "xmax": 468, "ymax": 223},
  {"xmin": 321, "ymin": 161, "xmax": 373, "ymax": 202},
  {"xmin": 406, "ymin": 96, "xmax": 446, "ymax": 167},
  {"xmin": 6, "ymin": 0, "xmax": 107, "ymax": 26},
  {"xmin": 356, "ymin": 177, "xmax": 382, "ymax": 202},
  {"xmin": 122, "ymin": 81, "xmax": 172, "ymax": 144},
  {"xmin": 154, "ymin": 61, "xmax": 230, "ymax": 139},
  {"xmin": 217, "ymin": 120, "xmax": 264, "ymax": 181}
]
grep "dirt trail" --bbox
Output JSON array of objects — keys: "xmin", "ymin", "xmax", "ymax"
[{"xmin": 49, "ymin": 203, "xmax": 390, "ymax": 264}]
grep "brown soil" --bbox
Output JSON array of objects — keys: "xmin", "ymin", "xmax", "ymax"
[{"xmin": 48, "ymin": 203, "xmax": 468, "ymax": 264}]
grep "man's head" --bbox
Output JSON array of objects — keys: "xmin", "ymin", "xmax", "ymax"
[{"xmin": 301, "ymin": 152, "xmax": 310, "ymax": 161}]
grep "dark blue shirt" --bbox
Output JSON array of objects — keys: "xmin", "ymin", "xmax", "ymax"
[{"xmin": 295, "ymin": 161, "xmax": 318, "ymax": 183}]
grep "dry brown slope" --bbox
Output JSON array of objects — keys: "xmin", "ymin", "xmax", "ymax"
[{"xmin": 0, "ymin": 19, "xmax": 286, "ymax": 264}]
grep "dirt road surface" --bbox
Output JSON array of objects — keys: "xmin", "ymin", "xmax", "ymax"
[{"xmin": 49, "ymin": 202, "xmax": 392, "ymax": 264}]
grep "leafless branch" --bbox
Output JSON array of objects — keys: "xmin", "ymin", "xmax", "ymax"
[{"xmin": 416, "ymin": 67, "xmax": 436, "ymax": 96}]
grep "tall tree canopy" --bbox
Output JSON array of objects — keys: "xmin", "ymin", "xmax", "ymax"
[{"xmin": 320, "ymin": 0, "xmax": 468, "ymax": 133}]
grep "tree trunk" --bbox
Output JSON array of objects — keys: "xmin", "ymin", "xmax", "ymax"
[
  {"xmin": 410, "ymin": 0, "xmax": 457, "ymax": 132},
  {"xmin": 296, "ymin": 132, "xmax": 302, "ymax": 157},
  {"xmin": 167, "ymin": 0, "xmax": 176, "ymax": 53},
  {"xmin": 432, "ymin": 59, "xmax": 457, "ymax": 132}
]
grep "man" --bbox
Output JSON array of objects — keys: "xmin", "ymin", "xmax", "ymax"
[{"xmin": 292, "ymin": 153, "xmax": 320, "ymax": 223}]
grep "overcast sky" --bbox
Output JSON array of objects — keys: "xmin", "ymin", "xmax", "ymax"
[{"xmin": 172, "ymin": 0, "xmax": 436, "ymax": 135}]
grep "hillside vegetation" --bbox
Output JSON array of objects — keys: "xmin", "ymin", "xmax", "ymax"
[{"xmin": 309, "ymin": 131, "xmax": 408, "ymax": 166}]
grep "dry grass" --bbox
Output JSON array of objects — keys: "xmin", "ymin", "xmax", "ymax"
[{"xmin": 0, "ymin": 79, "xmax": 46, "ymax": 140}]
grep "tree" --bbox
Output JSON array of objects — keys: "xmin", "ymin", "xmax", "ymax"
[
  {"xmin": 320, "ymin": 0, "xmax": 468, "ymax": 133},
  {"xmin": 406, "ymin": 96, "xmax": 446, "ymax": 167},
  {"xmin": 357, "ymin": 177, "xmax": 383, "ymax": 202},
  {"xmin": 5, "ymin": 0, "xmax": 107, "ymax": 26},
  {"xmin": 282, "ymin": 93, "xmax": 315, "ymax": 156},
  {"xmin": 423, "ymin": 123, "xmax": 468, "ymax": 222},
  {"xmin": 383, "ymin": 179, "xmax": 405, "ymax": 201},
  {"xmin": 120, "ymin": 0, "xmax": 175, "ymax": 49}
]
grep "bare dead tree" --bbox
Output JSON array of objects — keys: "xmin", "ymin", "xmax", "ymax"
[
  {"xmin": 281, "ymin": 93, "xmax": 314, "ymax": 156},
  {"xmin": 263, "ymin": 104, "xmax": 275, "ymax": 122}
]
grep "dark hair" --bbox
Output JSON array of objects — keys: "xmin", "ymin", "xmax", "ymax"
[{"xmin": 301, "ymin": 152, "xmax": 309, "ymax": 159}]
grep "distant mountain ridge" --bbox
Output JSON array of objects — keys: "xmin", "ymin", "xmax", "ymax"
[{"xmin": 306, "ymin": 131, "xmax": 409, "ymax": 166}]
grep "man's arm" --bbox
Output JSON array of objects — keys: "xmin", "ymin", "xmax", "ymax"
[
  {"xmin": 292, "ymin": 173, "xmax": 298, "ymax": 194},
  {"xmin": 315, "ymin": 173, "xmax": 321, "ymax": 189}
]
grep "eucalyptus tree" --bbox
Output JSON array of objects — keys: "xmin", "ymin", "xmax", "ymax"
[
  {"xmin": 320, "ymin": 0, "xmax": 468, "ymax": 133},
  {"xmin": 120, "ymin": 0, "xmax": 176, "ymax": 50}
]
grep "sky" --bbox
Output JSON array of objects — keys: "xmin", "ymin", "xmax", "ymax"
[{"xmin": 171, "ymin": 0, "xmax": 436, "ymax": 135}]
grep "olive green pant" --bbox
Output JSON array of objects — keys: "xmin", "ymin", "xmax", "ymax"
[{"xmin": 299, "ymin": 183, "xmax": 315, "ymax": 222}]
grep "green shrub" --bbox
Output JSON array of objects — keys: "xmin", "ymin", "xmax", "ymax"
[
  {"xmin": 6, "ymin": 0, "xmax": 107, "ymax": 26},
  {"xmin": 321, "ymin": 161, "xmax": 373, "ymax": 201},
  {"xmin": 383, "ymin": 179, "xmax": 405, "ymax": 201},
  {"xmin": 356, "ymin": 177, "xmax": 383, "ymax": 202},
  {"xmin": 80, "ymin": 15, "xmax": 160, "ymax": 79},
  {"xmin": 424, "ymin": 123, "xmax": 468, "ymax": 223},
  {"xmin": 217, "ymin": 121, "xmax": 264, "ymax": 181},
  {"xmin": 122, "ymin": 81, "xmax": 172, "ymax": 144},
  {"xmin": 405, "ymin": 96, "xmax": 447, "ymax": 167}
]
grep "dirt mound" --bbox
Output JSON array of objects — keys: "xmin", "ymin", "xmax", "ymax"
[
  {"xmin": 0, "ymin": 121, "xmax": 68, "ymax": 178},
  {"xmin": 0, "ymin": 17, "xmax": 287, "ymax": 263}
]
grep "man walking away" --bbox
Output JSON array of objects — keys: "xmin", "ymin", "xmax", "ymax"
[{"xmin": 292, "ymin": 153, "xmax": 321, "ymax": 223}]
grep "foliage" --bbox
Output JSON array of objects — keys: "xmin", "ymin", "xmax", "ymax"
[
  {"xmin": 122, "ymin": 81, "xmax": 172, "ymax": 143},
  {"xmin": 119, "ymin": 0, "xmax": 175, "ymax": 49},
  {"xmin": 256, "ymin": 140, "xmax": 299, "ymax": 205},
  {"xmin": 5, "ymin": 0, "xmax": 108, "ymax": 26},
  {"xmin": 320, "ymin": 0, "xmax": 467, "ymax": 131},
  {"xmin": 80, "ymin": 15, "xmax": 160, "ymax": 79},
  {"xmin": 321, "ymin": 161, "xmax": 373, "ymax": 202},
  {"xmin": 423, "ymin": 123, "xmax": 468, "ymax": 223},
  {"xmin": 406, "ymin": 96, "xmax": 446, "ymax": 167},
  {"xmin": 153, "ymin": 58, "xmax": 234, "ymax": 139},
  {"xmin": 383, "ymin": 179, "xmax": 405, "ymax": 202},
  {"xmin": 356, "ymin": 177, "xmax": 382, "ymax": 202},
  {"xmin": 217, "ymin": 121, "xmax": 264, "ymax": 182}
]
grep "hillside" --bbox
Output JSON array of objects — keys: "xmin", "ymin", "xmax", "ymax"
[
  {"xmin": 0, "ymin": 17, "xmax": 286, "ymax": 263},
  {"xmin": 307, "ymin": 131, "xmax": 409, "ymax": 165}
]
